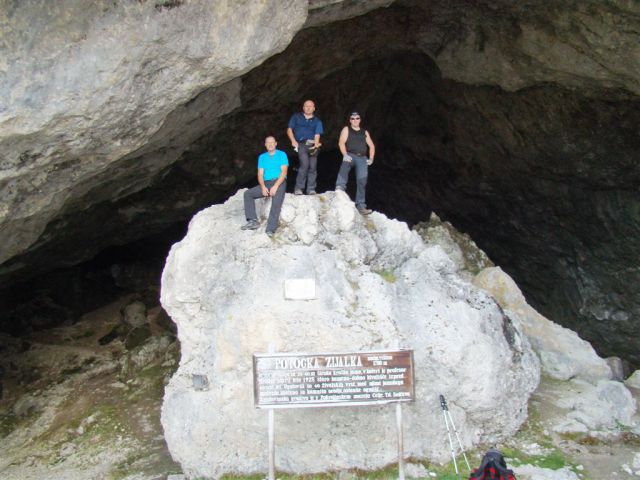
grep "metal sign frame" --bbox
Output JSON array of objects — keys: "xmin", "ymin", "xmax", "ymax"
[{"xmin": 253, "ymin": 349, "xmax": 415, "ymax": 409}]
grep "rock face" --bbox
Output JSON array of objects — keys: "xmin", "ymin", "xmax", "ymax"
[
  {"xmin": 415, "ymin": 216, "xmax": 613, "ymax": 382},
  {"xmin": 0, "ymin": 0, "xmax": 308, "ymax": 275},
  {"xmin": 160, "ymin": 191, "xmax": 540, "ymax": 478},
  {"xmin": 2, "ymin": 0, "xmax": 639, "ymax": 371},
  {"xmin": 473, "ymin": 267, "xmax": 611, "ymax": 382},
  {"xmin": 626, "ymin": 370, "xmax": 640, "ymax": 390},
  {"xmin": 550, "ymin": 379, "xmax": 636, "ymax": 432}
]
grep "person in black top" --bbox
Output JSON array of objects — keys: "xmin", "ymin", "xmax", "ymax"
[
  {"xmin": 287, "ymin": 100, "xmax": 324, "ymax": 195},
  {"xmin": 335, "ymin": 112, "xmax": 376, "ymax": 215}
]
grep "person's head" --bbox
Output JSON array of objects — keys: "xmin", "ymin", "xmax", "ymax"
[
  {"xmin": 264, "ymin": 136, "xmax": 277, "ymax": 152},
  {"xmin": 349, "ymin": 111, "xmax": 361, "ymax": 127},
  {"xmin": 302, "ymin": 100, "xmax": 316, "ymax": 115}
]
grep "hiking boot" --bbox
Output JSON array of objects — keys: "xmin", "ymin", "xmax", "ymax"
[
  {"xmin": 308, "ymin": 190, "xmax": 317, "ymax": 195},
  {"xmin": 357, "ymin": 207, "xmax": 372, "ymax": 215},
  {"xmin": 266, "ymin": 231, "xmax": 275, "ymax": 238},
  {"xmin": 294, "ymin": 189, "xmax": 303, "ymax": 195},
  {"xmin": 241, "ymin": 219, "xmax": 260, "ymax": 230}
]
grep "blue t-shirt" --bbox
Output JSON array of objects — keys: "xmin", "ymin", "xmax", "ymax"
[
  {"xmin": 287, "ymin": 113, "xmax": 324, "ymax": 141},
  {"xmin": 258, "ymin": 149, "xmax": 288, "ymax": 181}
]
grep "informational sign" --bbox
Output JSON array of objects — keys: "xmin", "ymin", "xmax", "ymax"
[{"xmin": 253, "ymin": 350, "xmax": 414, "ymax": 408}]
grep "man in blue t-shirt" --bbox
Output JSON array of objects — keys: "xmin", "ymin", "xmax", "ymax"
[
  {"xmin": 287, "ymin": 99, "xmax": 323, "ymax": 195},
  {"xmin": 241, "ymin": 136, "xmax": 289, "ymax": 237}
]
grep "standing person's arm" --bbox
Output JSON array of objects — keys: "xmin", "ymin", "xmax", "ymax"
[
  {"xmin": 287, "ymin": 127, "xmax": 298, "ymax": 150},
  {"xmin": 314, "ymin": 119, "xmax": 324, "ymax": 149},
  {"xmin": 287, "ymin": 115, "xmax": 298, "ymax": 150},
  {"xmin": 338, "ymin": 127, "xmax": 351, "ymax": 162},
  {"xmin": 269, "ymin": 164, "xmax": 289, "ymax": 197},
  {"xmin": 365, "ymin": 130, "xmax": 375, "ymax": 165},
  {"xmin": 257, "ymin": 168, "xmax": 269, "ymax": 197}
]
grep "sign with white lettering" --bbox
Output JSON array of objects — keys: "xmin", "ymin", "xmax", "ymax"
[{"xmin": 253, "ymin": 350, "xmax": 414, "ymax": 408}]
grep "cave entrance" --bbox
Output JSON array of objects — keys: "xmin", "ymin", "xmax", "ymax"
[{"xmin": 2, "ymin": 2, "xmax": 639, "ymax": 369}]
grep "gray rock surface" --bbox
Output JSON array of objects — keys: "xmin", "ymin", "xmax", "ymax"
[
  {"xmin": 404, "ymin": 463, "xmax": 430, "ymax": 479},
  {"xmin": 305, "ymin": 0, "xmax": 393, "ymax": 28},
  {"xmin": 626, "ymin": 370, "xmax": 640, "ymax": 390},
  {"xmin": 515, "ymin": 465, "xmax": 580, "ymax": 480},
  {"xmin": 543, "ymin": 378, "xmax": 637, "ymax": 433},
  {"xmin": 472, "ymin": 267, "xmax": 611, "ymax": 382},
  {"xmin": 0, "ymin": 290, "xmax": 636, "ymax": 479},
  {"xmin": 416, "ymin": 220, "xmax": 614, "ymax": 383},
  {"xmin": 160, "ymin": 190, "xmax": 540, "ymax": 478},
  {"xmin": 415, "ymin": 214, "xmax": 494, "ymax": 280},
  {"xmin": 1, "ymin": 0, "xmax": 638, "ymax": 383},
  {"xmin": 0, "ymin": 298, "xmax": 180, "ymax": 480},
  {"xmin": 0, "ymin": 0, "xmax": 307, "ymax": 267},
  {"xmin": 122, "ymin": 301, "xmax": 147, "ymax": 328},
  {"xmin": 606, "ymin": 357, "xmax": 626, "ymax": 382},
  {"xmin": 433, "ymin": 1, "xmax": 640, "ymax": 96},
  {"xmin": 12, "ymin": 393, "xmax": 40, "ymax": 417}
]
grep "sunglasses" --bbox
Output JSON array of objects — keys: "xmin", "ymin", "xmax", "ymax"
[{"xmin": 350, "ymin": 117, "xmax": 360, "ymax": 120}]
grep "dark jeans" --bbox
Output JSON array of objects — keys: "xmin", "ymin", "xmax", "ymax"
[
  {"xmin": 295, "ymin": 142, "xmax": 318, "ymax": 193},
  {"xmin": 335, "ymin": 154, "xmax": 368, "ymax": 208},
  {"xmin": 244, "ymin": 179, "xmax": 286, "ymax": 233}
]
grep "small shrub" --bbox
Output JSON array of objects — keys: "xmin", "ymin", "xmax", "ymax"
[{"xmin": 373, "ymin": 269, "xmax": 396, "ymax": 283}]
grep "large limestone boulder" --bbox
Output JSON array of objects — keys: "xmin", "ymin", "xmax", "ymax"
[
  {"xmin": 416, "ymin": 217, "xmax": 612, "ymax": 383},
  {"xmin": 160, "ymin": 190, "xmax": 540, "ymax": 478},
  {"xmin": 473, "ymin": 267, "xmax": 612, "ymax": 382}
]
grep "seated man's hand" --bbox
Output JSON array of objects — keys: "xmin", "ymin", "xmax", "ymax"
[
  {"xmin": 261, "ymin": 185, "xmax": 269, "ymax": 197},
  {"xmin": 269, "ymin": 185, "xmax": 279, "ymax": 197}
]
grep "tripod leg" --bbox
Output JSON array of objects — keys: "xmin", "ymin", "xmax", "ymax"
[
  {"xmin": 446, "ymin": 410, "xmax": 471, "ymax": 472},
  {"xmin": 442, "ymin": 409, "xmax": 460, "ymax": 477}
]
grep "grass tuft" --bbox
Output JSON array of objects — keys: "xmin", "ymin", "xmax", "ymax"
[{"xmin": 373, "ymin": 269, "xmax": 397, "ymax": 283}]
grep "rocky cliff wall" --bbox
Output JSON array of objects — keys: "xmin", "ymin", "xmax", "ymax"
[{"xmin": 1, "ymin": 0, "xmax": 639, "ymax": 366}]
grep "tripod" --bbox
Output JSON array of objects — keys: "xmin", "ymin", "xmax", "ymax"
[{"xmin": 439, "ymin": 395, "xmax": 471, "ymax": 478}]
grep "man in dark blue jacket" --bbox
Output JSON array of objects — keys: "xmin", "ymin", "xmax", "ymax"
[{"xmin": 287, "ymin": 100, "xmax": 323, "ymax": 195}]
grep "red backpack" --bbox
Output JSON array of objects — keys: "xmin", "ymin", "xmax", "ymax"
[{"xmin": 469, "ymin": 449, "xmax": 516, "ymax": 480}]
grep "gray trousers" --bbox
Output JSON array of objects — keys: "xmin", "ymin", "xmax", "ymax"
[
  {"xmin": 244, "ymin": 179, "xmax": 286, "ymax": 233},
  {"xmin": 335, "ymin": 154, "xmax": 368, "ymax": 208},
  {"xmin": 294, "ymin": 142, "xmax": 318, "ymax": 193}
]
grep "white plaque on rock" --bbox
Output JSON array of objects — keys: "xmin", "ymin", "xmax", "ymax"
[{"xmin": 284, "ymin": 278, "xmax": 316, "ymax": 300}]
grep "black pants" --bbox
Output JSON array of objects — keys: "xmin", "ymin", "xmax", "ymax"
[{"xmin": 244, "ymin": 179, "xmax": 286, "ymax": 233}]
